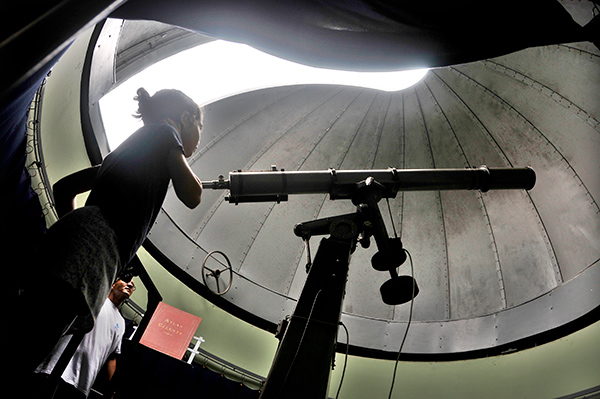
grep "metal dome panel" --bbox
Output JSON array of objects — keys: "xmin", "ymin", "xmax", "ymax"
[{"xmin": 145, "ymin": 41, "xmax": 600, "ymax": 356}]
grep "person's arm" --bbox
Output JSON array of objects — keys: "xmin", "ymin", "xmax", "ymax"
[
  {"xmin": 52, "ymin": 165, "xmax": 101, "ymax": 218},
  {"xmin": 106, "ymin": 354, "xmax": 117, "ymax": 381},
  {"xmin": 167, "ymin": 148, "xmax": 202, "ymax": 208}
]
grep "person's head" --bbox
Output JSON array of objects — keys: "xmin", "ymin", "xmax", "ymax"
[
  {"xmin": 134, "ymin": 88, "xmax": 203, "ymax": 157},
  {"xmin": 108, "ymin": 277, "xmax": 136, "ymax": 307}
]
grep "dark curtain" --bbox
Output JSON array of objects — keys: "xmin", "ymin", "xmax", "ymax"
[
  {"xmin": 0, "ymin": 61, "xmax": 55, "ymax": 290},
  {"xmin": 1, "ymin": 0, "xmax": 118, "ymax": 285}
]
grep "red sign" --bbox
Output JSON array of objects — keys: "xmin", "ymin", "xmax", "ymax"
[{"xmin": 139, "ymin": 302, "xmax": 202, "ymax": 359}]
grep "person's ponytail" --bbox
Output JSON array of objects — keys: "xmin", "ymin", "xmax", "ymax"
[{"xmin": 133, "ymin": 87, "xmax": 154, "ymax": 123}]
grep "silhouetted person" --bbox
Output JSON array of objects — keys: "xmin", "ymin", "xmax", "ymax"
[{"xmin": 12, "ymin": 88, "xmax": 204, "ymax": 379}]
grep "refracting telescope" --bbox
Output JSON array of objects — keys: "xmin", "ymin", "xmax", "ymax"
[
  {"xmin": 202, "ymin": 165, "xmax": 536, "ymax": 204},
  {"xmin": 201, "ymin": 164, "xmax": 535, "ymax": 306},
  {"xmin": 200, "ymin": 165, "xmax": 536, "ymax": 399}
]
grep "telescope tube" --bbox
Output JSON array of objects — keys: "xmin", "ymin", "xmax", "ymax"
[{"xmin": 201, "ymin": 165, "xmax": 536, "ymax": 203}]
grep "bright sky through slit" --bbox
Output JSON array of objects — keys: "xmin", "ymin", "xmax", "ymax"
[{"xmin": 99, "ymin": 40, "xmax": 428, "ymax": 150}]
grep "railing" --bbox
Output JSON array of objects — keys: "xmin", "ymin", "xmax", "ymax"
[{"xmin": 122, "ymin": 299, "xmax": 266, "ymax": 390}]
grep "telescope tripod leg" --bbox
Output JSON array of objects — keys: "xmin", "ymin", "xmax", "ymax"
[{"xmin": 259, "ymin": 237, "xmax": 352, "ymax": 399}]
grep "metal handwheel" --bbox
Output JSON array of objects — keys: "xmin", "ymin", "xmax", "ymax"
[{"xmin": 201, "ymin": 250, "xmax": 233, "ymax": 295}]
